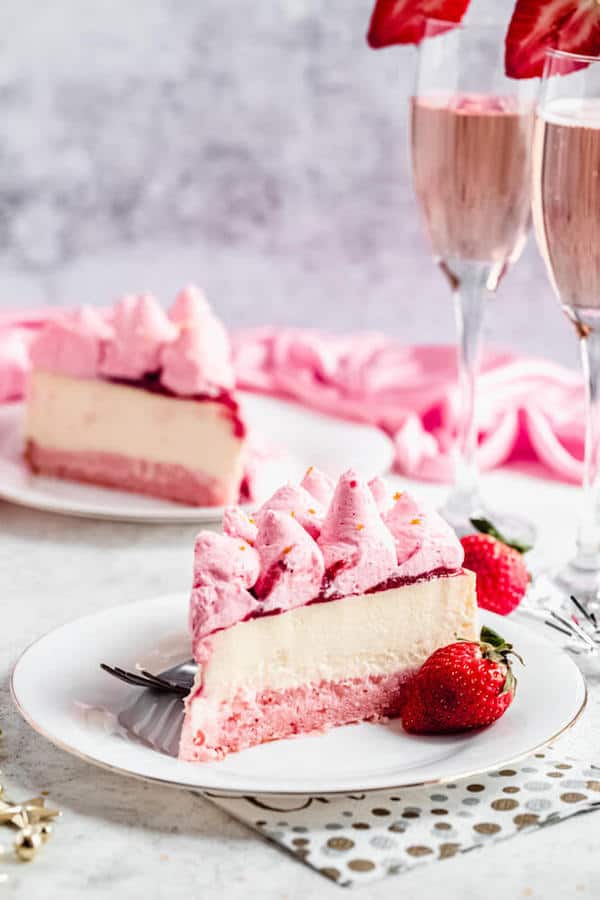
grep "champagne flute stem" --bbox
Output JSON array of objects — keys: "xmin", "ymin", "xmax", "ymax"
[
  {"xmin": 576, "ymin": 329, "xmax": 600, "ymax": 568},
  {"xmin": 441, "ymin": 263, "xmax": 491, "ymax": 527}
]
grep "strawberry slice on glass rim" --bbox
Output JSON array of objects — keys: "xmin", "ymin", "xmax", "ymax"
[
  {"xmin": 506, "ymin": 0, "xmax": 600, "ymax": 79},
  {"xmin": 367, "ymin": 0, "xmax": 471, "ymax": 48}
]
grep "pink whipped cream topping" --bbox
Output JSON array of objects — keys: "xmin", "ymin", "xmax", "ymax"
[
  {"xmin": 395, "ymin": 502, "xmax": 464, "ymax": 578},
  {"xmin": 29, "ymin": 307, "xmax": 112, "ymax": 378},
  {"xmin": 189, "ymin": 468, "xmax": 465, "ymax": 651},
  {"xmin": 318, "ymin": 470, "xmax": 397, "ymax": 596},
  {"xmin": 28, "ymin": 284, "xmax": 234, "ymax": 396},
  {"xmin": 300, "ymin": 466, "xmax": 335, "ymax": 507},
  {"xmin": 160, "ymin": 285, "xmax": 235, "ymax": 396},
  {"xmin": 222, "ymin": 506, "xmax": 258, "ymax": 545},
  {"xmin": 254, "ymin": 484, "xmax": 324, "ymax": 540},
  {"xmin": 383, "ymin": 490, "xmax": 464, "ymax": 576},
  {"xmin": 192, "ymin": 531, "xmax": 260, "ymax": 587},
  {"xmin": 168, "ymin": 284, "xmax": 211, "ymax": 325},
  {"xmin": 368, "ymin": 475, "xmax": 390, "ymax": 513},
  {"xmin": 100, "ymin": 294, "xmax": 176, "ymax": 380},
  {"xmin": 253, "ymin": 510, "xmax": 325, "ymax": 612},
  {"xmin": 189, "ymin": 532, "xmax": 260, "ymax": 656},
  {"xmin": 384, "ymin": 491, "xmax": 424, "ymax": 566}
]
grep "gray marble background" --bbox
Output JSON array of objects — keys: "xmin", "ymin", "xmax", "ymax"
[{"xmin": 0, "ymin": 0, "xmax": 578, "ymax": 366}]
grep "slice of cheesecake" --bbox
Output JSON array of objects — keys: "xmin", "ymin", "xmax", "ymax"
[
  {"xmin": 24, "ymin": 287, "xmax": 247, "ymax": 506},
  {"xmin": 179, "ymin": 469, "xmax": 477, "ymax": 762}
]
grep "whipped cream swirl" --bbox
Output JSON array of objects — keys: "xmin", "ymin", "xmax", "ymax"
[
  {"xmin": 189, "ymin": 468, "xmax": 464, "ymax": 655},
  {"xmin": 28, "ymin": 284, "xmax": 235, "ymax": 396}
]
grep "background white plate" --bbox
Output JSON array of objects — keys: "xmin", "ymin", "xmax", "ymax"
[
  {"xmin": 0, "ymin": 393, "xmax": 394, "ymax": 523},
  {"xmin": 11, "ymin": 594, "xmax": 586, "ymax": 795}
]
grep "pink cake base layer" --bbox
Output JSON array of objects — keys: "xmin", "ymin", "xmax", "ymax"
[
  {"xmin": 25, "ymin": 440, "xmax": 237, "ymax": 506},
  {"xmin": 179, "ymin": 670, "xmax": 413, "ymax": 762}
]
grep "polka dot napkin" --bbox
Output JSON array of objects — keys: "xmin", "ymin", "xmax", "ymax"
[
  {"xmin": 202, "ymin": 750, "xmax": 600, "ymax": 887},
  {"xmin": 117, "ymin": 685, "xmax": 599, "ymax": 886}
]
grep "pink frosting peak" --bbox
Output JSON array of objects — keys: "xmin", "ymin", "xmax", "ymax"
[
  {"xmin": 160, "ymin": 286, "xmax": 235, "ymax": 395},
  {"xmin": 384, "ymin": 491, "xmax": 425, "ymax": 566},
  {"xmin": 168, "ymin": 284, "xmax": 211, "ymax": 325},
  {"xmin": 100, "ymin": 294, "xmax": 176, "ymax": 380},
  {"xmin": 253, "ymin": 510, "xmax": 325, "ymax": 613},
  {"xmin": 255, "ymin": 484, "xmax": 324, "ymax": 539},
  {"xmin": 222, "ymin": 506, "xmax": 258, "ymax": 545},
  {"xmin": 190, "ymin": 532, "xmax": 260, "ymax": 647},
  {"xmin": 300, "ymin": 466, "xmax": 335, "ymax": 508},
  {"xmin": 318, "ymin": 470, "xmax": 397, "ymax": 595},
  {"xmin": 193, "ymin": 531, "xmax": 259, "ymax": 588},
  {"xmin": 395, "ymin": 503, "xmax": 464, "ymax": 577},
  {"xmin": 30, "ymin": 307, "xmax": 112, "ymax": 378},
  {"xmin": 368, "ymin": 476, "xmax": 391, "ymax": 513}
]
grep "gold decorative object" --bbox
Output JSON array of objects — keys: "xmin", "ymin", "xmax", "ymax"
[
  {"xmin": 0, "ymin": 799, "xmax": 27, "ymax": 828},
  {"xmin": 37, "ymin": 822, "xmax": 53, "ymax": 844},
  {"xmin": 0, "ymin": 753, "xmax": 60, "ymax": 869},
  {"xmin": 0, "ymin": 796, "xmax": 60, "ymax": 831},
  {"xmin": 14, "ymin": 827, "xmax": 43, "ymax": 862}
]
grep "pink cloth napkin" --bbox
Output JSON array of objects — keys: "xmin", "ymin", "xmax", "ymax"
[
  {"xmin": 231, "ymin": 329, "xmax": 585, "ymax": 484},
  {"xmin": 0, "ymin": 311, "xmax": 585, "ymax": 484}
]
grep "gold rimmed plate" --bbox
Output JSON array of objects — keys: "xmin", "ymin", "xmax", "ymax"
[{"xmin": 11, "ymin": 594, "xmax": 587, "ymax": 795}]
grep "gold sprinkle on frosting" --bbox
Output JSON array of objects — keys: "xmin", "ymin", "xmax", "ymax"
[
  {"xmin": 410, "ymin": 517, "xmax": 422, "ymax": 526},
  {"xmin": 283, "ymin": 545, "xmax": 293, "ymax": 555},
  {"xmin": 393, "ymin": 491, "xmax": 403, "ymax": 501},
  {"xmin": 308, "ymin": 508, "xmax": 316, "ymax": 515},
  {"xmin": 248, "ymin": 517, "xmax": 255, "ymax": 524},
  {"xmin": 356, "ymin": 523, "xmax": 365, "ymax": 531},
  {"xmin": 290, "ymin": 510, "xmax": 296, "ymax": 518}
]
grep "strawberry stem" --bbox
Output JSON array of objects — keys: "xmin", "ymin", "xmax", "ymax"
[
  {"xmin": 479, "ymin": 625, "xmax": 523, "ymax": 695},
  {"xmin": 470, "ymin": 517, "xmax": 532, "ymax": 555},
  {"xmin": 480, "ymin": 625, "xmax": 508, "ymax": 649}
]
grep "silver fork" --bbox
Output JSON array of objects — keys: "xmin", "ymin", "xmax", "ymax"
[{"xmin": 100, "ymin": 660, "xmax": 196, "ymax": 697}]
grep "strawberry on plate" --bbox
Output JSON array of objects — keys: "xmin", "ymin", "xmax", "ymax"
[
  {"xmin": 461, "ymin": 518, "xmax": 531, "ymax": 616},
  {"xmin": 506, "ymin": 0, "xmax": 600, "ymax": 79},
  {"xmin": 367, "ymin": 0, "xmax": 471, "ymax": 48},
  {"xmin": 402, "ymin": 626, "xmax": 521, "ymax": 734}
]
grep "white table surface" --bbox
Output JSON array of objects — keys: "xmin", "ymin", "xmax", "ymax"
[{"xmin": 1, "ymin": 468, "xmax": 599, "ymax": 899}]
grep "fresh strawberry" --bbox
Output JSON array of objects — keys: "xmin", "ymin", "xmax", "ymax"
[
  {"xmin": 506, "ymin": 0, "xmax": 600, "ymax": 79},
  {"xmin": 402, "ymin": 626, "xmax": 520, "ymax": 734},
  {"xmin": 367, "ymin": 0, "xmax": 471, "ymax": 48},
  {"xmin": 461, "ymin": 518, "xmax": 531, "ymax": 616}
]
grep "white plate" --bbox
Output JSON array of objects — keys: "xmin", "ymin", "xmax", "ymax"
[
  {"xmin": 0, "ymin": 394, "xmax": 394, "ymax": 523},
  {"xmin": 11, "ymin": 594, "xmax": 586, "ymax": 795}
]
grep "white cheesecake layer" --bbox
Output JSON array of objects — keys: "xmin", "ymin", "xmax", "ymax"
[
  {"xmin": 25, "ymin": 370, "xmax": 245, "ymax": 480},
  {"xmin": 199, "ymin": 571, "xmax": 477, "ymax": 701}
]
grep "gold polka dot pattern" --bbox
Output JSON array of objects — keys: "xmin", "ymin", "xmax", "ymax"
[{"xmin": 208, "ymin": 750, "xmax": 600, "ymax": 887}]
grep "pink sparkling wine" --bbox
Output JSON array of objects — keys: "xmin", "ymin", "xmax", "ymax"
[
  {"xmin": 411, "ymin": 93, "xmax": 534, "ymax": 270},
  {"xmin": 533, "ymin": 99, "xmax": 600, "ymax": 320}
]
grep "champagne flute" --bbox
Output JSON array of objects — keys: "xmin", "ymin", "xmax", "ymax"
[
  {"xmin": 410, "ymin": 20, "xmax": 537, "ymax": 538},
  {"xmin": 533, "ymin": 48, "xmax": 600, "ymax": 606}
]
